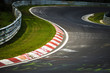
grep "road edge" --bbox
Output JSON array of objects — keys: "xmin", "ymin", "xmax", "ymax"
[
  {"xmin": 0, "ymin": 6, "xmax": 69, "ymax": 69},
  {"xmin": 81, "ymin": 13, "xmax": 110, "ymax": 27}
]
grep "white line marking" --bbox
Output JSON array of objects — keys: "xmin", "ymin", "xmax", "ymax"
[{"xmin": 61, "ymin": 49, "xmax": 78, "ymax": 52}]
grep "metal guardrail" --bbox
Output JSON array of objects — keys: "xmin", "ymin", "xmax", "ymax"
[
  {"xmin": 0, "ymin": 2, "xmax": 22, "ymax": 45},
  {"xmin": 0, "ymin": 0, "xmax": 110, "ymax": 45},
  {"xmin": 8, "ymin": 0, "xmax": 110, "ymax": 6}
]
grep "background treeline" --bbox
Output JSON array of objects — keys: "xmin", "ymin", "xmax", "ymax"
[
  {"xmin": 0, "ymin": 0, "xmax": 12, "ymax": 11},
  {"xmin": 1, "ymin": 0, "xmax": 110, "ymax": 11},
  {"xmin": 63, "ymin": 0, "xmax": 110, "ymax": 3}
]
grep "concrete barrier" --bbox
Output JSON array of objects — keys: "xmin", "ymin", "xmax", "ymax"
[{"xmin": 103, "ymin": 12, "xmax": 110, "ymax": 24}]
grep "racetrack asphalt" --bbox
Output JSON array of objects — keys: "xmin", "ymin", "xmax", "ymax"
[{"xmin": 0, "ymin": 6, "xmax": 110, "ymax": 73}]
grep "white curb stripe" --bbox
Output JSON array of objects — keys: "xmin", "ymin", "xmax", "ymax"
[
  {"xmin": 55, "ymin": 36, "xmax": 63, "ymax": 40},
  {"xmin": 42, "ymin": 46, "xmax": 53, "ymax": 51},
  {"xmin": 28, "ymin": 52, "xmax": 39, "ymax": 58},
  {"xmin": 51, "ymin": 40, "xmax": 60, "ymax": 45},
  {"xmin": 23, "ymin": 54, "xmax": 31, "ymax": 60},
  {"xmin": 57, "ymin": 31, "xmax": 64, "ymax": 34},
  {"xmin": 55, "ymin": 34, "xmax": 63, "ymax": 39},
  {"xmin": 34, "ymin": 50, "xmax": 44, "ymax": 56},
  {"xmin": 55, "ymin": 33, "xmax": 63, "ymax": 37},
  {"xmin": 56, "ymin": 32, "xmax": 61, "ymax": 35},
  {"xmin": 36, "ymin": 49, "xmax": 47, "ymax": 54},
  {"xmin": 0, "ymin": 59, "xmax": 14, "ymax": 65},
  {"xmin": 46, "ymin": 43, "xmax": 57, "ymax": 48},
  {"xmin": 55, "ymin": 27, "xmax": 63, "ymax": 33},
  {"xmin": 14, "ymin": 57, "xmax": 25, "ymax": 61},
  {"xmin": 32, "ymin": 51, "xmax": 40, "ymax": 57},
  {"xmin": 40, "ymin": 47, "xmax": 50, "ymax": 52},
  {"xmin": 53, "ymin": 37, "xmax": 62, "ymax": 42}
]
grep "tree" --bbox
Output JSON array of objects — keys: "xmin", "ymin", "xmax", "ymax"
[
  {"xmin": 0, "ymin": 0, "xmax": 5, "ymax": 11},
  {"xmin": 62, "ymin": 0, "xmax": 110, "ymax": 3},
  {"xmin": 0, "ymin": 0, "xmax": 12, "ymax": 11}
]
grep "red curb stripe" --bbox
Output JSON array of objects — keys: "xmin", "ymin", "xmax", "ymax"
[
  {"xmin": 56, "ymin": 30, "xmax": 62, "ymax": 32},
  {"xmin": 34, "ymin": 50, "xmax": 44, "ymax": 56},
  {"xmin": 0, "ymin": 62, "xmax": 5, "ymax": 67},
  {"xmin": 39, "ymin": 48, "xmax": 50, "ymax": 53},
  {"xmin": 49, "ymin": 41, "xmax": 58, "ymax": 46},
  {"xmin": 56, "ymin": 27, "xmax": 62, "ymax": 31},
  {"xmin": 56, "ymin": 34, "xmax": 63, "ymax": 38},
  {"xmin": 55, "ymin": 35, "xmax": 63, "ymax": 40},
  {"xmin": 22, "ymin": 54, "xmax": 31, "ymax": 60},
  {"xmin": 0, "ymin": 23, "xmax": 64, "ymax": 68},
  {"xmin": 32, "ymin": 51, "xmax": 40, "ymax": 57},
  {"xmin": 57, "ymin": 31, "xmax": 64, "ymax": 35},
  {"xmin": 55, "ymin": 36, "xmax": 63, "ymax": 40},
  {"xmin": 52, "ymin": 39, "xmax": 61, "ymax": 43},
  {"xmin": 8, "ymin": 58, "xmax": 21, "ymax": 63},
  {"xmin": 54, "ymin": 37, "xmax": 62, "ymax": 41},
  {"xmin": 45, "ymin": 44, "xmax": 55, "ymax": 49}
]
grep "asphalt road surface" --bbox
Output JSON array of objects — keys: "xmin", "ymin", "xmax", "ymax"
[{"xmin": 1, "ymin": 6, "xmax": 110, "ymax": 73}]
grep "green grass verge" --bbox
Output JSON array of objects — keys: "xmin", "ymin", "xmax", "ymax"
[
  {"xmin": 88, "ymin": 12, "xmax": 104, "ymax": 24},
  {"xmin": 0, "ymin": 11, "xmax": 15, "ymax": 28},
  {"xmin": 88, "ymin": 12, "xmax": 110, "ymax": 25},
  {"xmin": 0, "ymin": 6, "xmax": 56, "ymax": 60}
]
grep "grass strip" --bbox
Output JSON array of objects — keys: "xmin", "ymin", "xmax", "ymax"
[
  {"xmin": 88, "ymin": 12, "xmax": 104, "ymax": 24},
  {"xmin": 88, "ymin": 12, "xmax": 110, "ymax": 25},
  {"xmin": 0, "ymin": 6, "xmax": 56, "ymax": 60},
  {"xmin": 0, "ymin": 11, "xmax": 15, "ymax": 28}
]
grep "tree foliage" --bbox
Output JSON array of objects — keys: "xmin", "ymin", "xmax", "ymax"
[
  {"xmin": 63, "ymin": 0, "xmax": 110, "ymax": 3},
  {"xmin": 0, "ymin": 0, "xmax": 12, "ymax": 11}
]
